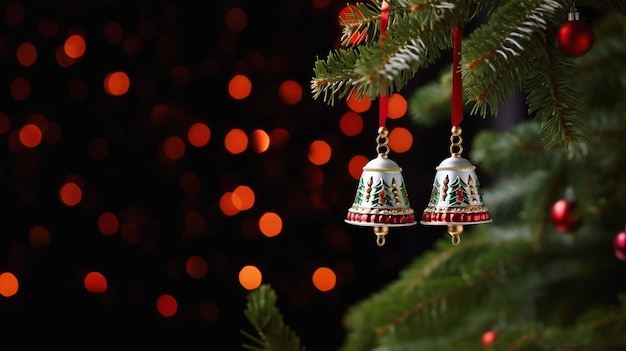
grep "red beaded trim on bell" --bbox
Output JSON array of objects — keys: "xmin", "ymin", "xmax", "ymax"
[
  {"xmin": 421, "ymin": 205, "xmax": 490, "ymax": 223},
  {"xmin": 346, "ymin": 208, "xmax": 416, "ymax": 225}
]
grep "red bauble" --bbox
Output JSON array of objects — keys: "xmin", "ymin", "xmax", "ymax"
[
  {"xmin": 550, "ymin": 199, "xmax": 581, "ymax": 233},
  {"xmin": 338, "ymin": 5, "xmax": 366, "ymax": 45},
  {"xmin": 481, "ymin": 330, "xmax": 497, "ymax": 345},
  {"xmin": 556, "ymin": 20, "xmax": 594, "ymax": 57},
  {"xmin": 614, "ymin": 231, "xmax": 626, "ymax": 261}
]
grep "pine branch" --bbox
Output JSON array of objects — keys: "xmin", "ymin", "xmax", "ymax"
[
  {"xmin": 312, "ymin": 0, "xmax": 463, "ymax": 105},
  {"xmin": 462, "ymin": 0, "xmax": 564, "ymax": 115},
  {"xmin": 241, "ymin": 284, "xmax": 306, "ymax": 351}
]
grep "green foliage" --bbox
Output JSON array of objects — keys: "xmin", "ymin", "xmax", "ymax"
[
  {"xmin": 312, "ymin": 0, "xmax": 626, "ymax": 146},
  {"xmin": 241, "ymin": 284, "xmax": 306, "ymax": 351}
]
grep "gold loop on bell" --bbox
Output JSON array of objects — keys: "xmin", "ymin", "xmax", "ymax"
[
  {"xmin": 376, "ymin": 126, "xmax": 390, "ymax": 157},
  {"xmin": 448, "ymin": 224, "xmax": 463, "ymax": 245},
  {"xmin": 374, "ymin": 226, "xmax": 389, "ymax": 246},
  {"xmin": 449, "ymin": 126, "xmax": 463, "ymax": 157}
]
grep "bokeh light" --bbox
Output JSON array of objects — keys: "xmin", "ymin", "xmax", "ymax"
[
  {"xmin": 250, "ymin": 129, "xmax": 270, "ymax": 153},
  {"xmin": 228, "ymin": 74, "xmax": 252, "ymax": 100},
  {"xmin": 104, "ymin": 71, "xmax": 130, "ymax": 96},
  {"xmin": 348, "ymin": 154, "xmax": 368, "ymax": 180},
  {"xmin": 64, "ymin": 34, "xmax": 86, "ymax": 59},
  {"xmin": 162, "ymin": 136, "xmax": 186, "ymax": 161},
  {"xmin": 59, "ymin": 182, "xmax": 82, "ymax": 207},
  {"xmin": 224, "ymin": 128, "xmax": 248, "ymax": 154},
  {"xmin": 278, "ymin": 80, "xmax": 302, "ymax": 105},
  {"xmin": 0, "ymin": 272, "xmax": 19, "ymax": 297},
  {"xmin": 308, "ymin": 140, "xmax": 331, "ymax": 165},
  {"xmin": 97, "ymin": 211, "xmax": 119, "ymax": 236},
  {"xmin": 339, "ymin": 111, "xmax": 363, "ymax": 136},
  {"xmin": 187, "ymin": 122, "xmax": 211, "ymax": 147},
  {"xmin": 388, "ymin": 93, "xmax": 408, "ymax": 119},
  {"xmin": 388, "ymin": 127, "xmax": 413, "ymax": 153},
  {"xmin": 19, "ymin": 124, "xmax": 42, "ymax": 148},
  {"xmin": 259, "ymin": 212, "xmax": 282, "ymax": 237},
  {"xmin": 346, "ymin": 93, "xmax": 371, "ymax": 113},
  {"xmin": 186, "ymin": 256, "xmax": 209, "ymax": 279},
  {"xmin": 28, "ymin": 225, "xmax": 51, "ymax": 249},
  {"xmin": 239, "ymin": 265, "xmax": 262, "ymax": 290},
  {"xmin": 233, "ymin": 185, "xmax": 255, "ymax": 211},
  {"xmin": 16, "ymin": 42, "xmax": 37, "ymax": 66},
  {"xmin": 156, "ymin": 294, "xmax": 178, "ymax": 318},
  {"xmin": 84, "ymin": 271, "xmax": 107, "ymax": 294},
  {"xmin": 312, "ymin": 267, "xmax": 336, "ymax": 292}
]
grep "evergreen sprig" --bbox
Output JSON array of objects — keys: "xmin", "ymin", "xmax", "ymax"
[
  {"xmin": 311, "ymin": 0, "xmax": 625, "ymax": 146},
  {"xmin": 241, "ymin": 284, "xmax": 306, "ymax": 351}
]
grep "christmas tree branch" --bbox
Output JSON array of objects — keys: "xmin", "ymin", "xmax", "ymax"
[
  {"xmin": 375, "ymin": 242, "xmax": 533, "ymax": 336},
  {"xmin": 241, "ymin": 284, "xmax": 306, "ymax": 351}
]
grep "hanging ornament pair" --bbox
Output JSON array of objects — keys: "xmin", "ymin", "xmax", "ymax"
[{"xmin": 344, "ymin": 5, "xmax": 491, "ymax": 246}]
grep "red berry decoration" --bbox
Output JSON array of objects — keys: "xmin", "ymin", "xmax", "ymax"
[
  {"xmin": 481, "ymin": 329, "xmax": 497, "ymax": 346},
  {"xmin": 550, "ymin": 198, "xmax": 581, "ymax": 233},
  {"xmin": 614, "ymin": 231, "xmax": 626, "ymax": 261},
  {"xmin": 556, "ymin": 6, "xmax": 594, "ymax": 57}
]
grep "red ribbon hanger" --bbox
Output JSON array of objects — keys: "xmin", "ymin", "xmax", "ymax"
[{"xmin": 451, "ymin": 22, "xmax": 463, "ymax": 127}]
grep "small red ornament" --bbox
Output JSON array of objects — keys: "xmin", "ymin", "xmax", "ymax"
[
  {"xmin": 550, "ymin": 198, "xmax": 581, "ymax": 233},
  {"xmin": 556, "ymin": 6, "xmax": 594, "ymax": 57},
  {"xmin": 338, "ymin": 5, "xmax": 366, "ymax": 45},
  {"xmin": 481, "ymin": 329, "xmax": 497, "ymax": 345},
  {"xmin": 614, "ymin": 231, "xmax": 626, "ymax": 261}
]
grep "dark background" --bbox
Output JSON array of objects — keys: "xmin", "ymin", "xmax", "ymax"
[{"xmin": 0, "ymin": 1, "xmax": 500, "ymax": 349}]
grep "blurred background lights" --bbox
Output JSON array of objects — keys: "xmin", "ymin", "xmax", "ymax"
[
  {"xmin": 312, "ymin": 267, "xmax": 336, "ymax": 292},
  {"xmin": 224, "ymin": 7, "xmax": 248, "ymax": 33},
  {"xmin": 308, "ymin": 140, "xmax": 331, "ymax": 166},
  {"xmin": 63, "ymin": 34, "xmax": 86, "ymax": 59},
  {"xmin": 228, "ymin": 74, "xmax": 252, "ymax": 100},
  {"xmin": 278, "ymin": 80, "xmax": 303, "ymax": 105},
  {"xmin": 339, "ymin": 111, "xmax": 364, "ymax": 136},
  {"xmin": 59, "ymin": 182, "xmax": 82, "ymax": 207},
  {"xmin": 187, "ymin": 122, "xmax": 211, "ymax": 147},
  {"xmin": 28, "ymin": 225, "xmax": 51, "ymax": 249},
  {"xmin": 220, "ymin": 192, "xmax": 240, "ymax": 216},
  {"xmin": 232, "ymin": 185, "xmax": 255, "ymax": 211},
  {"xmin": 224, "ymin": 128, "xmax": 248, "ymax": 154},
  {"xmin": 84, "ymin": 271, "xmax": 107, "ymax": 294},
  {"xmin": 97, "ymin": 211, "xmax": 120, "ymax": 236},
  {"xmin": 0, "ymin": 272, "xmax": 19, "ymax": 297},
  {"xmin": 157, "ymin": 294, "xmax": 178, "ymax": 318},
  {"xmin": 162, "ymin": 136, "xmax": 186, "ymax": 161},
  {"xmin": 387, "ymin": 93, "xmax": 408, "ymax": 119},
  {"xmin": 104, "ymin": 71, "xmax": 130, "ymax": 96},
  {"xmin": 388, "ymin": 127, "xmax": 413, "ymax": 153},
  {"xmin": 346, "ymin": 93, "xmax": 371, "ymax": 113},
  {"xmin": 0, "ymin": 2, "xmax": 429, "ymax": 349},
  {"xmin": 348, "ymin": 155, "xmax": 368, "ymax": 180},
  {"xmin": 239, "ymin": 265, "xmax": 262, "ymax": 290},
  {"xmin": 259, "ymin": 212, "xmax": 282, "ymax": 238},
  {"xmin": 186, "ymin": 256, "xmax": 209, "ymax": 279},
  {"xmin": 19, "ymin": 123, "xmax": 42, "ymax": 148},
  {"xmin": 16, "ymin": 41, "xmax": 36, "ymax": 66},
  {"xmin": 250, "ymin": 129, "xmax": 269, "ymax": 153}
]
